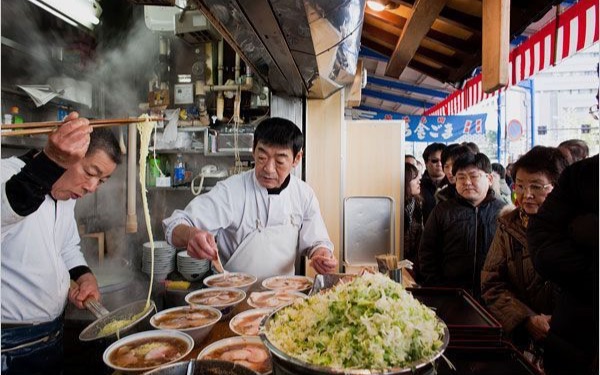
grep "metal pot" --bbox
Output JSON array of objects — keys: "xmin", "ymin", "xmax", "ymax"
[
  {"xmin": 145, "ymin": 359, "xmax": 260, "ymax": 375},
  {"xmin": 260, "ymin": 309, "xmax": 450, "ymax": 375}
]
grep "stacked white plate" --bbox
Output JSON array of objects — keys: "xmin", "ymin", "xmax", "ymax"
[
  {"xmin": 177, "ymin": 251, "xmax": 210, "ymax": 282},
  {"xmin": 142, "ymin": 241, "xmax": 176, "ymax": 281}
]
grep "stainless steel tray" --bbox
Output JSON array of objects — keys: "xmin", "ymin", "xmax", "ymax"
[{"xmin": 343, "ymin": 196, "xmax": 395, "ymax": 268}]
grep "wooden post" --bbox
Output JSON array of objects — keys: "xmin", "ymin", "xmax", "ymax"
[{"xmin": 482, "ymin": 0, "xmax": 510, "ymax": 93}]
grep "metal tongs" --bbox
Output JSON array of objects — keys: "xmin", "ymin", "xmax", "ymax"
[{"xmin": 83, "ymin": 298, "xmax": 110, "ymax": 319}]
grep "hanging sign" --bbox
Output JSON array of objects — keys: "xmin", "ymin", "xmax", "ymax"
[{"xmin": 351, "ymin": 109, "xmax": 487, "ymax": 142}]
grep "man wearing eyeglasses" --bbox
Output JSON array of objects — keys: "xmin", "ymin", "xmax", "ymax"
[
  {"xmin": 420, "ymin": 143, "xmax": 447, "ymax": 222},
  {"xmin": 419, "ymin": 152, "xmax": 506, "ymax": 299}
]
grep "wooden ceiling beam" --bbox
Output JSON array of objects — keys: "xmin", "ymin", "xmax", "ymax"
[
  {"xmin": 385, "ymin": 0, "xmax": 448, "ymax": 78},
  {"xmin": 393, "ymin": 0, "xmax": 481, "ymax": 33},
  {"xmin": 362, "ymin": 23, "xmax": 399, "ymax": 48},
  {"xmin": 482, "ymin": 0, "xmax": 510, "ymax": 92}
]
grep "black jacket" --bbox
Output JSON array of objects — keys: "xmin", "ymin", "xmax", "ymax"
[
  {"xmin": 419, "ymin": 190, "xmax": 506, "ymax": 299},
  {"xmin": 528, "ymin": 155, "xmax": 599, "ymax": 375},
  {"xmin": 420, "ymin": 172, "xmax": 439, "ymax": 223}
]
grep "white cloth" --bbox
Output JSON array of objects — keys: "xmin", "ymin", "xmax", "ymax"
[
  {"xmin": 225, "ymin": 210, "xmax": 299, "ymax": 282},
  {"xmin": 163, "ymin": 170, "xmax": 333, "ymax": 273},
  {"xmin": 1, "ymin": 157, "xmax": 87, "ymax": 323}
]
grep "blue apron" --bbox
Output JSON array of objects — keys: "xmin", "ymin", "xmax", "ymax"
[{"xmin": 1, "ymin": 315, "xmax": 64, "ymax": 375}]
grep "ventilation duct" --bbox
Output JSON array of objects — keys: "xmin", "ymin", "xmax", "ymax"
[{"xmin": 192, "ymin": 0, "xmax": 365, "ymax": 99}]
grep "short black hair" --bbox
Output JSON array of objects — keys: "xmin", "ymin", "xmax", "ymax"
[
  {"xmin": 253, "ymin": 117, "xmax": 303, "ymax": 157},
  {"xmin": 88, "ymin": 128, "xmax": 122, "ymax": 165},
  {"xmin": 443, "ymin": 145, "xmax": 474, "ymax": 167},
  {"xmin": 512, "ymin": 146, "xmax": 569, "ymax": 185},
  {"xmin": 422, "ymin": 142, "xmax": 446, "ymax": 162},
  {"xmin": 491, "ymin": 163, "xmax": 506, "ymax": 179},
  {"xmin": 461, "ymin": 142, "xmax": 480, "ymax": 154},
  {"xmin": 440, "ymin": 144, "xmax": 459, "ymax": 166},
  {"xmin": 558, "ymin": 139, "xmax": 589, "ymax": 163},
  {"xmin": 452, "ymin": 152, "xmax": 492, "ymax": 175}
]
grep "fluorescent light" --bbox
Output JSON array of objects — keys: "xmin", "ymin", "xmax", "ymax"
[
  {"xmin": 28, "ymin": 0, "xmax": 78, "ymax": 27},
  {"xmin": 367, "ymin": 0, "xmax": 386, "ymax": 12},
  {"xmin": 29, "ymin": 0, "xmax": 100, "ymax": 30}
]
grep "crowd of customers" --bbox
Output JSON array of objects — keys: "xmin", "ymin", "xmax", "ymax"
[{"xmin": 403, "ymin": 139, "xmax": 597, "ymax": 375}]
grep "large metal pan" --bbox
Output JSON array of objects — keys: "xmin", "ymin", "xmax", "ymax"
[{"xmin": 78, "ymin": 299, "xmax": 156, "ymax": 343}]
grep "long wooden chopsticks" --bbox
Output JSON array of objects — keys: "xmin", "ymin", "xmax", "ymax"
[{"xmin": 1, "ymin": 117, "xmax": 163, "ymax": 137}]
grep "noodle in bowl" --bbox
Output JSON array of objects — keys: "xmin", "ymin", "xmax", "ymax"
[
  {"xmin": 150, "ymin": 305, "xmax": 221, "ymax": 344},
  {"xmin": 185, "ymin": 287, "xmax": 246, "ymax": 320},
  {"xmin": 203, "ymin": 272, "xmax": 257, "ymax": 291},
  {"xmin": 103, "ymin": 330, "xmax": 194, "ymax": 373}
]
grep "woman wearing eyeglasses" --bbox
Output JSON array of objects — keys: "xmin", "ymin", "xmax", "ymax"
[{"xmin": 481, "ymin": 146, "xmax": 569, "ymax": 369}]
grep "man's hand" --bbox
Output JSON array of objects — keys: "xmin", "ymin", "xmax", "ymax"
[
  {"xmin": 186, "ymin": 226, "xmax": 219, "ymax": 261},
  {"xmin": 44, "ymin": 112, "xmax": 92, "ymax": 169},
  {"xmin": 525, "ymin": 314, "xmax": 551, "ymax": 341},
  {"xmin": 309, "ymin": 247, "xmax": 338, "ymax": 274},
  {"xmin": 69, "ymin": 272, "xmax": 101, "ymax": 309}
]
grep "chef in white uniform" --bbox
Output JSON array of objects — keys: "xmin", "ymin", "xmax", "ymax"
[
  {"xmin": 1, "ymin": 112, "xmax": 121, "ymax": 375},
  {"xmin": 163, "ymin": 117, "xmax": 337, "ymax": 281}
]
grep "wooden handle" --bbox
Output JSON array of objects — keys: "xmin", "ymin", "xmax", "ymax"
[{"xmin": 1, "ymin": 117, "xmax": 163, "ymax": 137}]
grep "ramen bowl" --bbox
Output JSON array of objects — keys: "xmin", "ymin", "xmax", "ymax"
[
  {"xmin": 229, "ymin": 308, "xmax": 272, "ymax": 336},
  {"xmin": 150, "ymin": 305, "xmax": 221, "ymax": 345},
  {"xmin": 261, "ymin": 275, "xmax": 313, "ymax": 293},
  {"xmin": 198, "ymin": 336, "xmax": 272, "ymax": 375},
  {"xmin": 103, "ymin": 329, "xmax": 194, "ymax": 373},
  {"xmin": 203, "ymin": 272, "xmax": 257, "ymax": 292},
  {"xmin": 185, "ymin": 287, "xmax": 246, "ymax": 320},
  {"xmin": 247, "ymin": 290, "xmax": 307, "ymax": 309}
]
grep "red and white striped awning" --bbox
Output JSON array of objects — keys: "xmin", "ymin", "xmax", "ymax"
[{"xmin": 425, "ymin": 0, "xmax": 599, "ymax": 116}]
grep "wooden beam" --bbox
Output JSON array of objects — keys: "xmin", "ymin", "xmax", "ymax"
[
  {"xmin": 385, "ymin": 0, "xmax": 449, "ymax": 78},
  {"xmin": 482, "ymin": 0, "xmax": 510, "ymax": 92}
]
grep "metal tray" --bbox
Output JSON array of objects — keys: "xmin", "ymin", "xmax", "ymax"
[
  {"xmin": 309, "ymin": 273, "xmax": 357, "ymax": 296},
  {"xmin": 406, "ymin": 287, "xmax": 502, "ymax": 342},
  {"xmin": 343, "ymin": 196, "xmax": 395, "ymax": 268},
  {"xmin": 436, "ymin": 341, "xmax": 542, "ymax": 375}
]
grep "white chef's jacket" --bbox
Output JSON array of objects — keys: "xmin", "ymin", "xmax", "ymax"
[
  {"xmin": 163, "ymin": 170, "xmax": 333, "ymax": 264},
  {"xmin": 1, "ymin": 157, "xmax": 87, "ymax": 323}
]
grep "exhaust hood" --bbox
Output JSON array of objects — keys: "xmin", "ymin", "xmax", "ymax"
[{"xmin": 191, "ymin": 0, "xmax": 365, "ymax": 99}]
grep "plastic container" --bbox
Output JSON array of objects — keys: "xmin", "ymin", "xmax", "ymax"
[
  {"xmin": 10, "ymin": 107, "xmax": 23, "ymax": 124},
  {"xmin": 147, "ymin": 155, "xmax": 162, "ymax": 187},
  {"xmin": 173, "ymin": 153, "xmax": 185, "ymax": 185}
]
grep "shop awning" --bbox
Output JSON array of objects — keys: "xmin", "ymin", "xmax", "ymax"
[{"xmin": 425, "ymin": 0, "xmax": 598, "ymax": 116}]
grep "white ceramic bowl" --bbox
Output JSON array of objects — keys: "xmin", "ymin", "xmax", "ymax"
[
  {"xmin": 185, "ymin": 287, "xmax": 246, "ymax": 320},
  {"xmin": 198, "ymin": 336, "xmax": 272, "ymax": 374},
  {"xmin": 150, "ymin": 305, "xmax": 221, "ymax": 345},
  {"xmin": 229, "ymin": 308, "xmax": 272, "ymax": 336},
  {"xmin": 261, "ymin": 275, "xmax": 313, "ymax": 293},
  {"xmin": 203, "ymin": 272, "xmax": 257, "ymax": 292},
  {"xmin": 103, "ymin": 329, "xmax": 194, "ymax": 373},
  {"xmin": 246, "ymin": 290, "xmax": 307, "ymax": 309}
]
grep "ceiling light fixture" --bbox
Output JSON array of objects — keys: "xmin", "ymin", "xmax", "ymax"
[
  {"xmin": 28, "ymin": 0, "xmax": 78, "ymax": 27},
  {"xmin": 367, "ymin": 0, "xmax": 386, "ymax": 12},
  {"xmin": 28, "ymin": 0, "xmax": 101, "ymax": 30}
]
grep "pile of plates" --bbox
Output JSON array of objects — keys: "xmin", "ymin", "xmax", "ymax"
[
  {"xmin": 142, "ymin": 241, "xmax": 176, "ymax": 281},
  {"xmin": 177, "ymin": 251, "xmax": 210, "ymax": 282}
]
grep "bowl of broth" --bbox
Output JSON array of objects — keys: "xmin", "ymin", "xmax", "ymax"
[
  {"xmin": 185, "ymin": 287, "xmax": 246, "ymax": 320},
  {"xmin": 198, "ymin": 336, "xmax": 272, "ymax": 374},
  {"xmin": 261, "ymin": 276, "xmax": 313, "ymax": 293},
  {"xmin": 247, "ymin": 290, "xmax": 307, "ymax": 309},
  {"xmin": 150, "ymin": 305, "xmax": 221, "ymax": 344},
  {"xmin": 203, "ymin": 272, "xmax": 257, "ymax": 291},
  {"xmin": 103, "ymin": 329, "xmax": 194, "ymax": 373},
  {"xmin": 229, "ymin": 308, "xmax": 272, "ymax": 336}
]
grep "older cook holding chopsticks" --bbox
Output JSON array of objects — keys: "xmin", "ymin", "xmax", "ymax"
[
  {"xmin": 1, "ymin": 112, "xmax": 122, "ymax": 375},
  {"xmin": 163, "ymin": 117, "xmax": 338, "ymax": 282}
]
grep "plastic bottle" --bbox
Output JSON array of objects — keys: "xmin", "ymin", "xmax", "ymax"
[
  {"xmin": 146, "ymin": 155, "xmax": 162, "ymax": 187},
  {"xmin": 173, "ymin": 153, "xmax": 186, "ymax": 186},
  {"xmin": 10, "ymin": 107, "xmax": 23, "ymax": 124}
]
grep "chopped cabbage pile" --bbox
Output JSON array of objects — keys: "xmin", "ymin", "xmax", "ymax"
[{"xmin": 265, "ymin": 273, "xmax": 445, "ymax": 370}]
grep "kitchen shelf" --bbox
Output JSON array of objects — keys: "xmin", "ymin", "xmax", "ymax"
[{"xmin": 1, "ymin": 134, "xmax": 47, "ymax": 149}]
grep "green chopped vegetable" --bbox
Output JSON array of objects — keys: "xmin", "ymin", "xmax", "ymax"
[{"xmin": 265, "ymin": 273, "xmax": 444, "ymax": 370}]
